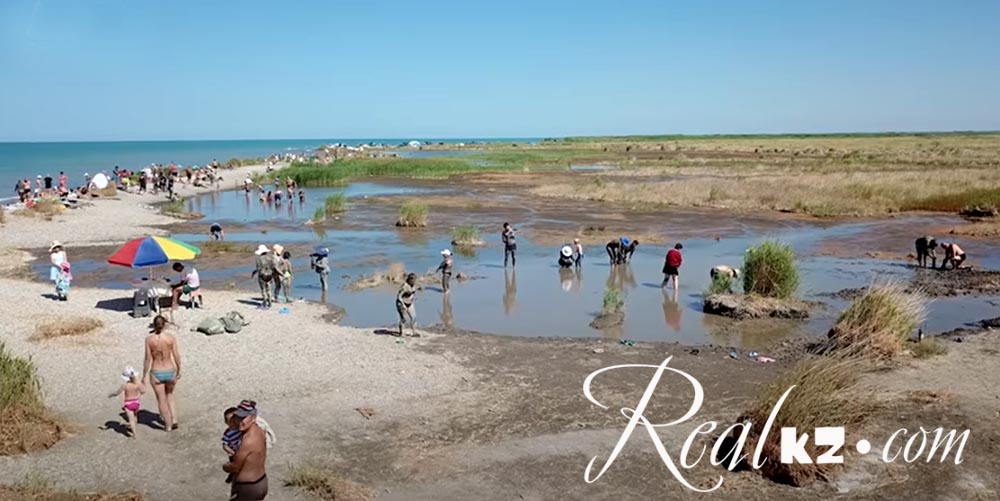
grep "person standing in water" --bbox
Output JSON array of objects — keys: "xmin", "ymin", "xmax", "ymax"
[
  {"xmin": 142, "ymin": 315, "xmax": 181, "ymax": 431},
  {"xmin": 573, "ymin": 238, "xmax": 584, "ymax": 268},
  {"xmin": 502, "ymin": 222, "xmax": 517, "ymax": 267},
  {"xmin": 437, "ymin": 249, "xmax": 453, "ymax": 293},
  {"xmin": 310, "ymin": 247, "xmax": 330, "ymax": 291},
  {"xmin": 396, "ymin": 273, "xmax": 420, "ymax": 337},
  {"xmin": 662, "ymin": 243, "xmax": 683, "ymax": 290}
]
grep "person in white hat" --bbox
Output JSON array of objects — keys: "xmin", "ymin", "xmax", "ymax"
[
  {"xmin": 48, "ymin": 241, "xmax": 67, "ymax": 284},
  {"xmin": 252, "ymin": 245, "xmax": 277, "ymax": 308},
  {"xmin": 108, "ymin": 365, "xmax": 144, "ymax": 438},
  {"xmin": 436, "ymin": 249, "xmax": 453, "ymax": 293}
]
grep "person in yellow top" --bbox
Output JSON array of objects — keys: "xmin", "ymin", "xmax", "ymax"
[{"xmin": 940, "ymin": 242, "xmax": 967, "ymax": 270}]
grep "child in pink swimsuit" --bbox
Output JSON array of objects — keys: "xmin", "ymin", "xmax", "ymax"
[{"xmin": 109, "ymin": 366, "xmax": 145, "ymax": 438}]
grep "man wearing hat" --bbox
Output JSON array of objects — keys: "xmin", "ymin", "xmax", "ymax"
[
  {"xmin": 309, "ymin": 247, "xmax": 330, "ymax": 291},
  {"xmin": 224, "ymin": 400, "xmax": 269, "ymax": 500},
  {"xmin": 437, "ymin": 249, "xmax": 453, "ymax": 293},
  {"xmin": 252, "ymin": 245, "xmax": 277, "ymax": 308}
]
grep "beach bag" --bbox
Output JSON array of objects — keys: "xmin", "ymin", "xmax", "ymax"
[
  {"xmin": 195, "ymin": 316, "xmax": 226, "ymax": 335},
  {"xmin": 222, "ymin": 311, "xmax": 249, "ymax": 334}
]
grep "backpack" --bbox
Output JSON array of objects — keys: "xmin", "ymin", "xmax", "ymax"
[
  {"xmin": 194, "ymin": 316, "xmax": 226, "ymax": 335},
  {"xmin": 222, "ymin": 311, "xmax": 249, "ymax": 333}
]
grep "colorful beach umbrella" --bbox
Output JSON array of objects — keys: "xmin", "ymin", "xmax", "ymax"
[{"xmin": 107, "ymin": 236, "xmax": 201, "ymax": 268}]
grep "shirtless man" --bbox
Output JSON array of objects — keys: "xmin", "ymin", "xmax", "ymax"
[
  {"xmin": 142, "ymin": 315, "xmax": 181, "ymax": 431},
  {"xmin": 224, "ymin": 400, "xmax": 269, "ymax": 500},
  {"xmin": 940, "ymin": 242, "xmax": 967, "ymax": 270}
]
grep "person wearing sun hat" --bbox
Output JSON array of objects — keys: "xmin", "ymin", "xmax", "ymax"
[
  {"xmin": 48, "ymin": 241, "xmax": 67, "ymax": 283},
  {"xmin": 224, "ymin": 399, "xmax": 269, "ymax": 500},
  {"xmin": 436, "ymin": 249, "xmax": 454, "ymax": 294},
  {"xmin": 252, "ymin": 245, "xmax": 277, "ymax": 308}
]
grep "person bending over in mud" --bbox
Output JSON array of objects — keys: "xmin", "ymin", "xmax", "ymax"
[
  {"xmin": 396, "ymin": 273, "xmax": 421, "ymax": 337},
  {"xmin": 710, "ymin": 265, "xmax": 740, "ymax": 280},
  {"xmin": 605, "ymin": 238, "xmax": 624, "ymax": 265},
  {"xmin": 915, "ymin": 236, "xmax": 938, "ymax": 268},
  {"xmin": 940, "ymin": 242, "xmax": 967, "ymax": 270},
  {"xmin": 437, "ymin": 249, "xmax": 454, "ymax": 293},
  {"xmin": 502, "ymin": 222, "xmax": 517, "ymax": 267},
  {"xmin": 621, "ymin": 239, "xmax": 639, "ymax": 263},
  {"xmin": 142, "ymin": 315, "xmax": 181, "ymax": 431}
]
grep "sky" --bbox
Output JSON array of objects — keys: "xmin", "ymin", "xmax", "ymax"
[{"xmin": 1, "ymin": 0, "xmax": 999, "ymax": 141}]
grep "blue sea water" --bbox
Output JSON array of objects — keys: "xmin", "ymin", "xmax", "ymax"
[{"xmin": 0, "ymin": 138, "xmax": 536, "ymax": 201}]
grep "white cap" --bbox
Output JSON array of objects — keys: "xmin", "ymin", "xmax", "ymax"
[
  {"xmin": 441, "ymin": 249, "xmax": 452, "ymax": 256},
  {"xmin": 255, "ymin": 244, "xmax": 270, "ymax": 255},
  {"xmin": 121, "ymin": 366, "xmax": 136, "ymax": 381}
]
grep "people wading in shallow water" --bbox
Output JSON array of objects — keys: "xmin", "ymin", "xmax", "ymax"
[
  {"xmin": 662, "ymin": 243, "xmax": 684, "ymax": 290},
  {"xmin": 502, "ymin": 222, "xmax": 517, "ymax": 267},
  {"xmin": 142, "ymin": 315, "xmax": 181, "ymax": 431},
  {"xmin": 573, "ymin": 238, "xmax": 584, "ymax": 268},
  {"xmin": 437, "ymin": 249, "xmax": 453, "ymax": 293}
]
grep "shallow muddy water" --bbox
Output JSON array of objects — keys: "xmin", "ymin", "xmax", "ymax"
[{"xmin": 50, "ymin": 186, "xmax": 1000, "ymax": 348}]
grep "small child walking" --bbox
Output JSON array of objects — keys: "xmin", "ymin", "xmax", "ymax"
[{"xmin": 109, "ymin": 366, "xmax": 144, "ymax": 438}]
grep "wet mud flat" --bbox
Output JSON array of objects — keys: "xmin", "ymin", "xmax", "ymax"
[{"xmin": 824, "ymin": 267, "xmax": 1000, "ymax": 300}]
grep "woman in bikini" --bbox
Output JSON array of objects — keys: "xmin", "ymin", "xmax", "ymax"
[{"xmin": 142, "ymin": 315, "xmax": 182, "ymax": 431}]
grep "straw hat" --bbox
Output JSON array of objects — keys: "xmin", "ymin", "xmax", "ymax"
[
  {"xmin": 49, "ymin": 241, "xmax": 63, "ymax": 252},
  {"xmin": 254, "ymin": 245, "xmax": 269, "ymax": 255},
  {"xmin": 272, "ymin": 244, "xmax": 285, "ymax": 255}
]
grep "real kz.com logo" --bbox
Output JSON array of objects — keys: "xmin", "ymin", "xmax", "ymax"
[{"xmin": 582, "ymin": 357, "xmax": 970, "ymax": 492}]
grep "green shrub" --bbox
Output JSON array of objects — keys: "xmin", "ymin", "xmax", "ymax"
[
  {"xmin": 162, "ymin": 199, "xmax": 185, "ymax": 215},
  {"xmin": 705, "ymin": 273, "xmax": 735, "ymax": 296},
  {"xmin": 312, "ymin": 207, "xmax": 326, "ymax": 224},
  {"xmin": 742, "ymin": 240, "xmax": 798, "ymax": 299},
  {"xmin": 452, "ymin": 225, "xmax": 480, "ymax": 245},
  {"xmin": 829, "ymin": 282, "xmax": 927, "ymax": 359},
  {"xmin": 277, "ymin": 157, "xmax": 498, "ymax": 187},
  {"xmin": 0, "ymin": 342, "xmax": 43, "ymax": 412},
  {"xmin": 324, "ymin": 193, "xmax": 347, "ymax": 215},
  {"xmin": 602, "ymin": 288, "xmax": 624, "ymax": 314},
  {"xmin": 395, "ymin": 201, "xmax": 428, "ymax": 227}
]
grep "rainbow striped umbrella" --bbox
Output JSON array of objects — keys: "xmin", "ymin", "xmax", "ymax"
[{"xmin": 107, "ymin": 236, "xmax": 201, "ymax": 268}]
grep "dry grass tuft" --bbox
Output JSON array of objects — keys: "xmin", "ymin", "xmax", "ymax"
[
  {"xmin": 910, "ymin": 338, "xmax": 948, "ymax": 359},
  {"xmin": 30, "ymin": 317, "xmax": 104, "ymax": 342},
  {"xmin": 737, "ymin": 355, "xmax": 875, "ymax": 486},
  {"xmin": 827, "ymin": 282, "xmax": 927, "ymax": 359},
  {"xmin": 285, "ymin": 463, "xmax": 374, "ymax": 501},
  {"xmin": 1, "ymin": 343, "xmax": 65, "ymax": 456},
  {"xmin": 93, "ymin": 185, "xmax": 118, "ymax": 198}
]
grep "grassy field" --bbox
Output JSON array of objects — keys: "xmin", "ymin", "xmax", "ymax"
[
  {"xmin": 271, "ymin": 157, "xmax": 513, "ymax": 187},
  {"xmin": 524, "ymin": 133, "xmax": 1000, "ymax": 216}
]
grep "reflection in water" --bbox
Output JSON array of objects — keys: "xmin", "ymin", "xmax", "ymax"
[
  {"xmin": 320, "ymin": 289, "xmax": 328, "ymax": 305},
  {"xmin": 440, "ymin": 292, "xmax": 453, "ymax": 328},
  {"xmin": 571, "ymin": 267, "xmax": 583, "ymax": 294},
  {"xmin": 606, "ymin": 264, "xmax": 637, "ymax": 291},
  {"xmin": 454, "ymin": 246, "xmax": 478, "ymax": 259},
  {"xmin": 503, "ymin": 269, "xmax": 517, "ymax": 315},
  {"xmin": 558, "ymin": 268, "xmax": 574, "ymax": 292},
  {"xmin": 396, "ymin": 228, "xmax": 430, "ymax": 247},
  {"xmin": 662, "ymin": 288, "xmax": 681, "ymax": 332}
]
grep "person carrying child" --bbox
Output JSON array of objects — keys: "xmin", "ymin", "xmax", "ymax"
[{"xmin": 109, "ymin": 366, "xmax": 145, "ymax": 438}]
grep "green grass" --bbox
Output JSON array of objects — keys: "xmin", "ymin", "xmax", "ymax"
[
  {"xmin": 705, "ymin": 273, "xmax": 735, "ymax": 296},
  {"xmin": 223, "ymin": 157, "xmax": 267, "ymax": 168},
  {"xmin": 551, "ymin": 131, "xmax": 1000, "ymax": 143},
  {"xmin": 452, "ymin": 224, "xmax": 480, "ymax": 245},
  {"xmin": 911, "ymin": 338, "xmax": 948, "ymax": 359},
  {"xmin": 602, "ymin": 288, "xmax": 624, "ymax": 314},
  {"xmin": 395, "ymin": 201, "xmax": 429, "ymax": 227},
  {"xmin": 829, "ymin": 282, "xmax": 927, "ymax": 359},
  {"xmin": 742, "ymin": 240, "xmax": 799, "ymax": 299},
  {"xmin": 162, "ymin": 199, "xmax": 185, "ymax": 215},
  {"xmin": 324, "ymin": 193, "xmax": 347, "ymax": 215},
  {"xmin": 0, "ymin": 342, "xmax": 43, "ymax": 413},
  {"xmin": 312, "ymin": 207, "xmax": 326, "ymax": 224},
  {"xmin": 276, "ymin": 157, "xmax": 508, "ymax": 187}
]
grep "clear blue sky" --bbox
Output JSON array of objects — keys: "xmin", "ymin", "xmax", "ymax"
[{"xmin": 2, "ymin": 0, "xmax": 998, "ymax": 141}]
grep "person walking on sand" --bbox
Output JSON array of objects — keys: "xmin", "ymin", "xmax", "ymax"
[
  {"xmin": 48, "ymin": 241, "xmax": 67, "ymax": 284},
  {"xmin": 109, "ymin": 366, "xmax": 144, "ymax": 438},
  {"xmin": 437, "ymin": 249, "xmax": 454, "ymax": 293},
  {"xmin": 662, "ymin": 243, "xmax": 683, "ymax": 290},
  {"xmin": 396, "ymin": 273, "xmax": 421, "ymax": 337},
  {"xmin": 142, "ymin": 315, "xmax": 181, "ymax": 431},
  {"xmin": 224, "ymin": 400, "xmax": 269, "ymax": 500},
  {"xmin": 502, "ymin": 222, "xmax": 517, "ymax": 267}
]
